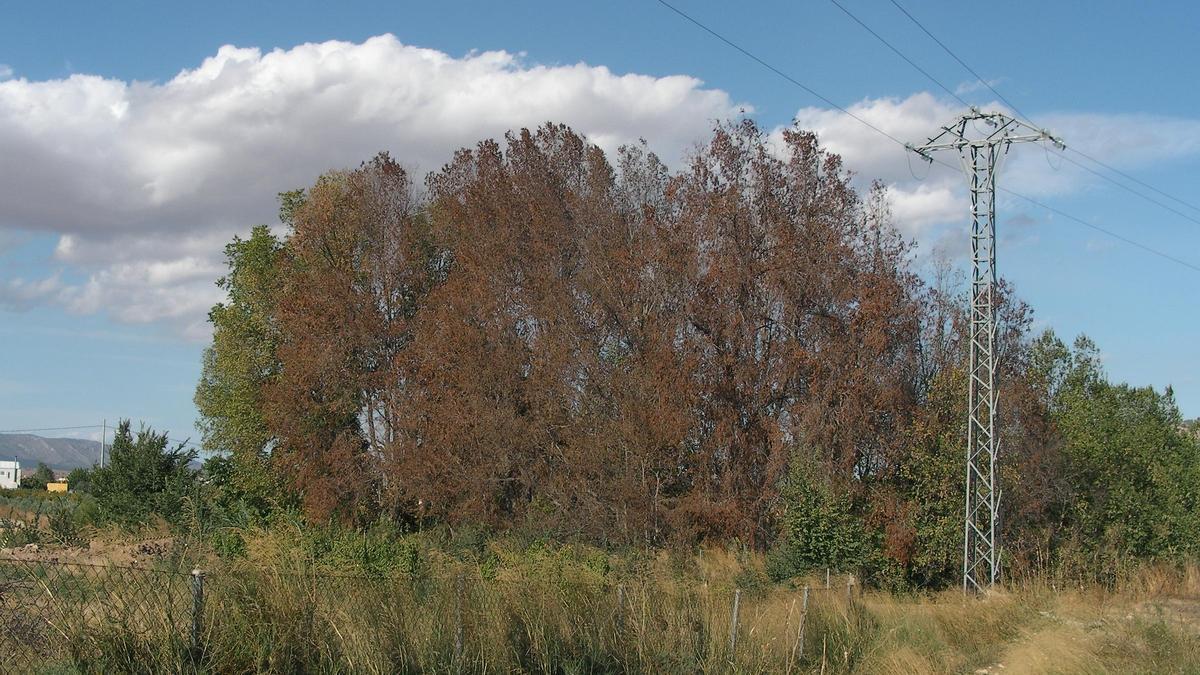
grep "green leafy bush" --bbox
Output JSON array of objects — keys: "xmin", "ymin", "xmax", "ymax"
[{"xmin": 767, "ymin": 454, "xmax": 871, "ymax": 582}]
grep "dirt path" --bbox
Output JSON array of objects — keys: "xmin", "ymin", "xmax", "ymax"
[{"xmin": 976, "ymin": 596, "xmax": 1200, "ymax": 674}]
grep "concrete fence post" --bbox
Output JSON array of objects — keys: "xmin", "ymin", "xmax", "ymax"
[
  {"xmin": 454, "ymin": 574, "xmax": 464, "ymax": 669},
  {"xmin": 798, "ymin": 585, "xmax": 809, "ymax": 659},
  {"xmin": 190, "ymin": 568, "xmax": 204, "ymax": 656},
  {"xmin": 616, "ymin": 583, "xmax": 625, "ymax": 630},
  {"xmin": 728, "ymin": 588, "xmax": 741, "ymax": 653}
]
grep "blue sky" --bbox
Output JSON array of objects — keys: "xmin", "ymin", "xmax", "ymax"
[{"xmin": 1, "ymin": 0, "xmax": 1197, "ymax": 443}]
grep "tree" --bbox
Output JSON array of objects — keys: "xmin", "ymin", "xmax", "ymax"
[
  {"xmin": 66, "ymin": 467, "xmax": 94, "ymax": 494},
  {"xmin": 266, "ymin": 154, "xmax": 440, "ymax": 523},
  {"xmin": 1039, "ymin": 333, "xmax": 1200, "ymax": 578},
  {"xmin": 767, "ymin": 453, "xmax": 872, "ymax": 582},
  {"xmin": 387, "ymin": 121, "xmax": 925, "ymax": 544},
  {"xmin": 662, "ymin": 124, "xmax": 921, "ymax": 544},
  {"xmin": 20, "ymin": 462, "xmax": 55, "ymax": 490},
  {"xmin": 90, "ymin": 420, "xmax": 197, "ymax": 525},
  {"xmin": 216, "ymin": 121, "xmax": 925, "ymax": 544},
  {"xmin": 195, "ymin": 222, "xmax": 286, "ymax": 515},
  {"xmin": 197, "ymin": 119, "xmax": 1200, "ymax": 581}
]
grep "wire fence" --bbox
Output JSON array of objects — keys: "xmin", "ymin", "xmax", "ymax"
[
  {"xmin": 0, "ymin": 559, "xmax": 195, "ymax": 673},
  {"xmin": 0, "ymin": 557, "xmax": 862, "ymax": 673}
]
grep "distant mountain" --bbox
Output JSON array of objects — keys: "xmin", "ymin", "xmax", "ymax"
[{"xmin": 0, "ymin": 434, "xmax": 103, "ymax": 472}]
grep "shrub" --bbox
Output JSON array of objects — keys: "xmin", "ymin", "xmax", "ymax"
[
  {"xmin": 767, "ymin": 454, "xmax": 871, "ymax": 582},
  {"xmin": 90, "ymin": 420, "xmax": 198, "ymax": 527}
]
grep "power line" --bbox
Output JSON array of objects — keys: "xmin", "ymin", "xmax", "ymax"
[
  {"xmin": 885, "ymin": 0, "xmax": 1200, "ymax": 219},
  {"xmin": 997, "ymin": 187, "xmax": 1200, "ymax": 274},
  {"xmin": 654, "ymin": 0, "xmax": 907, "ymax": 148},
  {"xmin": 1068, "ymin": 148, "xmax": 1200, "ymax": 215},
  {"xmin": 839, "ymin": 0, "xmax": 1200, "ymax": 228},
  {"xmin": 885, "ymin": 0, "xmax": 1033, "ymax": 122},
  {"xmin": 1053, "ymin": 152, "xmax": 1200, "ymax": 227},
  {"xmin": 828, "ymin": 0, "xmax": 968, "ymax": 108},
  {"xmin": 654, "ymin": 0, "xmax": 1200, "ymax": 275},
  {"xmin": 0, "ymin": 425, "xmax": 101, "ymax": 434}
]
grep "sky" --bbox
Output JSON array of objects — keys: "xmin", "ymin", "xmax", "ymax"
[{"xmin": 1, "ymin": 0, "xmax": 1198, "ymax": 443}]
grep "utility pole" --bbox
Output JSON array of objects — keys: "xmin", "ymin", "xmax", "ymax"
[
  {"xmin": 101, "ymin": 419, "xmax": 106, "ymax": 468},
  {"xmin": 907, "ymin": 108, "xmax": 1063, "ymax": 593}
]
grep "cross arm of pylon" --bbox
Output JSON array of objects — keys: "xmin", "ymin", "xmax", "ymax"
[{"xmin": 907, "ymin": 110, "xmax": 1064, "ymax": 164}]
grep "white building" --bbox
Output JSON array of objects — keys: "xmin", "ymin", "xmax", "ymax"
[{"xmin": 0, "ymin": 460, "xmax": 21, "ymax": 489}]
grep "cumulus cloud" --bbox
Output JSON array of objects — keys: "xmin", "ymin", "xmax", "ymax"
[
  {"xmin": 4, "ymin": 35, "xmax": 1199, "ymax": 339},
  {"xmin": 0, "ymin": 35, "xmax": 741, "ymax": 338},
  {"xmin": 776, "ymin": 92, "xmax": 1200, "ymax": 253}
]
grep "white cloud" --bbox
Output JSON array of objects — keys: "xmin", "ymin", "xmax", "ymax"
[
  {"xmin": 776, "ymin": 93, "xmax": 1200, "ymax": 257},
  {"xmin": 0, "ymin": 64, "xmax": 12, "ymax": 80},
  {"xmin": 0, "ymin": 35, "xmax": 742, "ymax": 338},
  {"xmin": 0, "ymin": 274, "xmax": 66, "ymax": 311},
  {"xmin": 885, "ymin": 183, "xmax": 961, "ymax": 238},
  {"xmin": 4, "ymin": 36, "xmax": 1199, "ymax": 338},
  {"xmin": 954, "ymin": 78, "xmax": 1006, "ymax": 96}
]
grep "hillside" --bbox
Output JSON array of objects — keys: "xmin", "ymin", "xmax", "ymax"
[{"xmin": 0, "ymin": 433, "xmax": 102, "ymax": 472}]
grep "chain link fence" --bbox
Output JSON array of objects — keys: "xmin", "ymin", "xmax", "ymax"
[
  {"xmin": 0, "ymin": 557, "xmax": 861, "ymax": 673},
  {"xmin": 0, "ymin": 559, "xmax": 196, "ymax": 673}
]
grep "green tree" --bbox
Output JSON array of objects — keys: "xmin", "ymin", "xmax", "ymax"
[
  {"xmin": 66, "ymin": 466, "xmax": 94, "ymax": 494},
  {"xmin": 20, "ymin": 462, "xmax": 55, "ymax": 490},
  {"xmin": 194, "ymin": 222, "xmax": 287, "ymax": 515},
  {"xmin": 896, "ymin": 367, "xmax": 967, "ymax": 587},
  {"xmin": 90, "ymin": 420, "xmax": 197, "ymax": 525},
  {"xmin": 1036, "ymin": 332, "xmax": 1200, "ymax": 578},
  {"xmin": 767, "ymin": 453, "xmax": 872, "ymax": 582}
]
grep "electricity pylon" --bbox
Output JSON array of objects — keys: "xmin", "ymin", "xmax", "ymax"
[{"xmin": 908, "ymin": 108, "xmax": 1064, "ymax": 593}]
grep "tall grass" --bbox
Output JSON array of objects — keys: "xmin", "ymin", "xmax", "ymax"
[
  {"xmin": 9, "ymin": 529, "xmax": 1200, "ymax": 673},
  {"xmin": 126, "ymin": 565, "xmax": 1200, "ymax": 673}
]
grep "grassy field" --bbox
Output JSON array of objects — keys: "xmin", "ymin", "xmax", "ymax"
[
  {"xmin": 178, "ymin": 561, "xmax": 1200, "ymax": 674},
  {"xmin": 4, "ymin": 524, "xmax": 1200, "ymax": 673}
]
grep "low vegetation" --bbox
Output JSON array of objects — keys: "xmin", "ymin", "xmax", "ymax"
[{"xmin": 6, "ymin": 520, "xmax": 1200, "ymax": 673}]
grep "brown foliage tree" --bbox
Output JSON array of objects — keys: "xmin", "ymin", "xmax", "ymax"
[
  {"xmin": 266, "ymin": 154, "xmax": 436, "ymax": 522},
  {"xmin": 258, "ymin": 121, "xmax": 930, "ymax": 548},
  {"xmin": 200, "ymin": 118, "xmax": 1191, "ymax": 588}
]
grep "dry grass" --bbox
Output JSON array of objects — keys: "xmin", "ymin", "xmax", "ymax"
[
  {"xmin": 14, "ymin": 534, "xmax": 1200, "ymax": 673},
  {"xmin": 171, "ymin": 562, "xmax": 1200, "ymax": 673}
]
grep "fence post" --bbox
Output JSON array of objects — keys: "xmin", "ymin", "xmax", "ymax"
[
  {"xmin": 616, "ymin": 583, "xmax": 625, "ymax": 630},
  {"xmin": 190, "ymin": 568, "xmax": 204, "ymax": 656},
  {"xmin": 454, "ymin": 573, "xmax": 464, "ymax": 670},
  {"xmin": 798, "ymin": 586, "xmax": 809, "ymax": 659},
  {"xmin": 846, "ymin": 575, "xmax": 853, "ymax": 605},
  {"xmin": 825, "ymin": 568, "xmax": 830, "ymax": 589},
  {"xmin": 728, "ymin": 588, "xmax": 741, "ymax": 654}
]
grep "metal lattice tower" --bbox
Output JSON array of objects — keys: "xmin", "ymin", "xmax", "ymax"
[{"xmin": 908, "ymin": 109, "xmax": 1064, "ymax": 593}]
